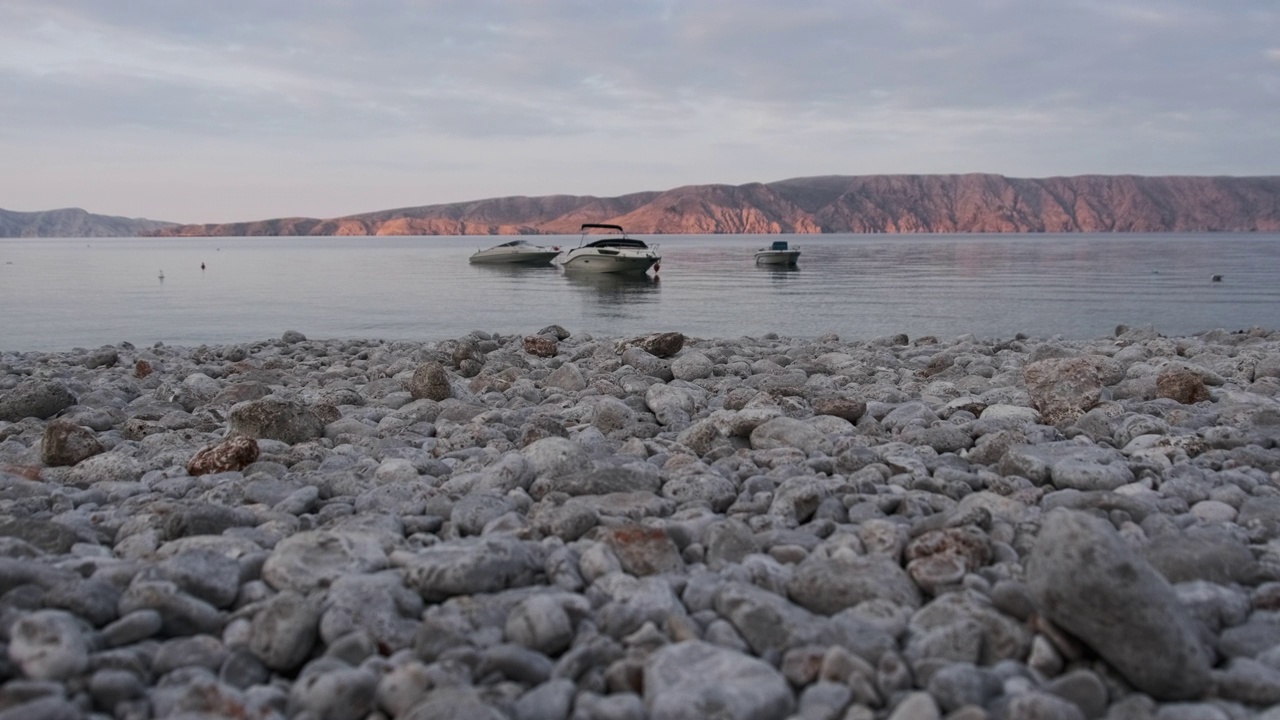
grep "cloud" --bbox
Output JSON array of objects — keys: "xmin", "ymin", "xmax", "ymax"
[{"xmin": 0, "ymin": 0, "xmax": 1277, "ymax": 221}]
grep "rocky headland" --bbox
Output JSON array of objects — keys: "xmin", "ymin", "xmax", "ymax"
[
  {"xmin": 0, "ymin": 208, "xmax": 175, "ymax": 239},
  {"xmin": 151, "ymin": 174, "xmax": 1280, "ymax": 237},
  {"xmin": 2, "ymin": 325, "xmax": 1280, "ymax": 719}
]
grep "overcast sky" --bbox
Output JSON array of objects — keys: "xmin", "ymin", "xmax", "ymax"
[{"xmin": 1, "ymin": 1, "xmax": 1277, "ymax": 223}]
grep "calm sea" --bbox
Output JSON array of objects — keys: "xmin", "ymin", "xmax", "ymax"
[{"xmin": 2, "ymin": 234, "xmax": 1278, "ymax": 353}]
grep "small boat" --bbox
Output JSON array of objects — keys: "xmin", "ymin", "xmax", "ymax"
[
  {"xmin": 754, "ymin": 240, "xmax": 800, "ymax": 266},
  {"xmin": 560, "ymin": 224, "xmax": 661, "ymax": 275},
  {"xmin": 469, "ymin": 239, "xmax": 562, "ymax": 265}
]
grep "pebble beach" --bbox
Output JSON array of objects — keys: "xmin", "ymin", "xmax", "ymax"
[{"xmin": 2, "ymin": 324, "xmax": 1280, "ymax": 720}]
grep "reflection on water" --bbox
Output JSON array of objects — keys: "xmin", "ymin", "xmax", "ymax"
[
  {"xmin": 468, "ymin": 263, "xmax": 560, "ymax": 281},
  {"xmin": 561, "ymin": 271, "xmax": 661, "ymax": 322},
  {"xmin": 562, "ymin": 270, "xmax": 660, "ymax": 295}
]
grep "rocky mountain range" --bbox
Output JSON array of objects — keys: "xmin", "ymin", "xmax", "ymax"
[
  {"xmin": 153, "ymin": 174, "xmax": 1280, "ymax": 237},
  {"xmin": 9, "ymin": 174, "xmax": 1280, "ymax": 237},
  {"xmin": 0, "ymin": 207, "xmax": 176, "ymax": 238}
]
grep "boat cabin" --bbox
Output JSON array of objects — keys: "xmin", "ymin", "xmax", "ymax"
[{"xmin": 582, "ymin": 238, "xmax": 651, "ymax": 249}]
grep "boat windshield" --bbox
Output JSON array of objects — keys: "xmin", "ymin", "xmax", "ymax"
[
  {"xmin": 582, "ymin": 238, "xmax": 649, "ymax": 249},
  {"xmin": 496, "ymin": 240, "xmax": 530, "ymax": 248}
]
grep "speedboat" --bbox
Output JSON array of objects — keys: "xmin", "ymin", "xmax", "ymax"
[
  {"xmin": 469, "ymin": 239, "xmax": 562, "ymax": 265},
  {"xmin": 754, "ymin": 240, "xmax": 800, "ymax": 266},
  {"xmin": 560, "ymin": 224, "xmax": 661, "ymax": 275}
]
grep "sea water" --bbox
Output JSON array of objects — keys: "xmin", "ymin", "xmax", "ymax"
[{"xmin": 2, "ymin": 233, "xmax": 1278, "ymax": 352}]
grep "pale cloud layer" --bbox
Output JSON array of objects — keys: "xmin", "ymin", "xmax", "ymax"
[{"xmin": 1, "ymin": 0, "xmax": 1276, "ymax": 223}]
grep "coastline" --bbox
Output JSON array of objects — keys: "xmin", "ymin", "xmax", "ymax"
[{"xmin": 2, "ymin": 326, "xmax": 1280, "ymax": 718}]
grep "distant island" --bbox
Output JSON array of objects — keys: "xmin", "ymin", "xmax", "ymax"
[{"xmin": 6, "ymin": 174, "xmax": 1280, "ymax": 238}]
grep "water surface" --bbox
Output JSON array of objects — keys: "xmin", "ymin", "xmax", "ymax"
[{"xmin": 1, "ymin": 233, "xmax": 1277, "ymax": 352}]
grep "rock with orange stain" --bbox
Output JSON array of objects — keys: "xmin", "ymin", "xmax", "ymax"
[
  {"xmin": 522, "ymin": 335, "xmax": 559, "ymax": 358},
  {"xmin": 1156, "ymin": 367, "xmax": 1212, "ymax": 404},
  {"xmin": 604, "ymin": 524, "xmax": 684, "ymax": 577},
  {"xmin": 186, "ymin": 436, "xmax": 260, "ymax": 476},
  {"xmin": 1023, "ymin": 357, "xmax": 1102, "ymax": 425}
]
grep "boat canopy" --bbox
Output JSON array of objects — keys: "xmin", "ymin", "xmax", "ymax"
[{"xmin": 769, "ymin": 241, "xmax": 790, "ymax": 251}]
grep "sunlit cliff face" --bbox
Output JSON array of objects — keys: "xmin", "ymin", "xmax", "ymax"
[{"xmin": 146, "ymin": 175, "xmax": 1280, "ymax": 238}]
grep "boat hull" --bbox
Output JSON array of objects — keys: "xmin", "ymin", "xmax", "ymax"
[
  {"xmin": 754, "ymin": 250, "xmax": 801, "ymax": 266},
  {"xmin": 469, "ymin": 250, "xmax": 561, "ymax": 265},
  {"xmin": 561, "ymin": 251, "xmax": 660, "ymax": 274}
]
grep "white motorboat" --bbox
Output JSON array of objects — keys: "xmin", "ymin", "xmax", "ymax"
[
  {"xmin": 469, "ymin": 239, "xmax": 562, "ymax": 265},
  {"xmin": 560, "ymin": 224, "xmax": 661, "ymax": 275},
  {"xmin": 754, "ymin": 240, "xmax": 800, "ymax": 266}
]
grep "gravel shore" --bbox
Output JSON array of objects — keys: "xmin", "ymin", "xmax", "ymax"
[{"xmin": 2, "ymin": 325, "xmax": 1280, "ymax": 720}]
